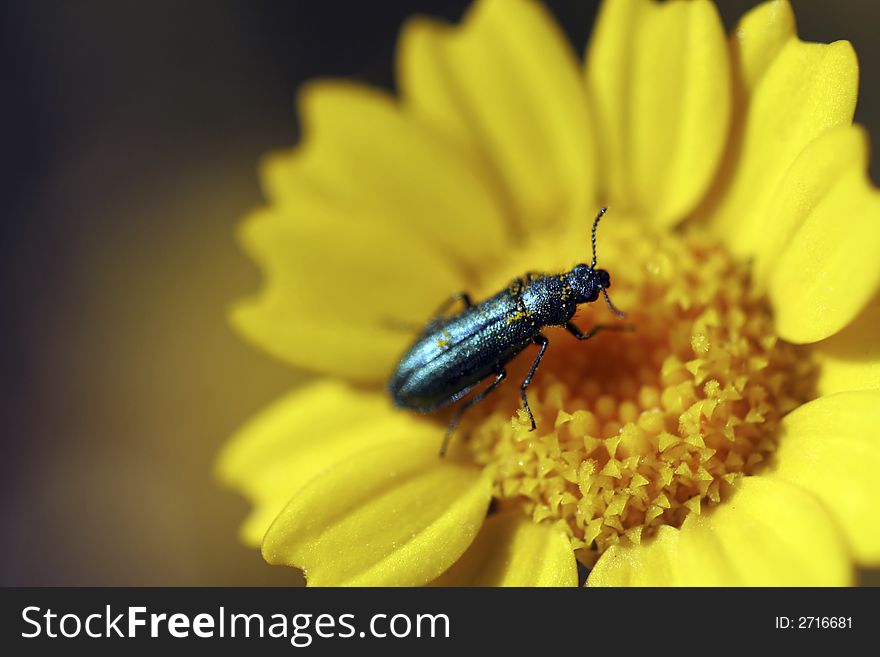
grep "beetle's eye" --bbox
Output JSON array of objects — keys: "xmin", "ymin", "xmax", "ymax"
[{"xmin": 597, "ymin": 269, "xmax": 611, "ymax": 288}]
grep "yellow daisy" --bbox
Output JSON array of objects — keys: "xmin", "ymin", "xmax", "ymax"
[{"xmin": 217, "ymin": 0, "xmax": 880, "ymax": 586}]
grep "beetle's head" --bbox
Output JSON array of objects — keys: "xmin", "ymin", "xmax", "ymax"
[
  {"xmin": 568, "ymin": 264, "xmax": 608, "ymax": 303},
  {"xmin": 568, "ymin": 207, "xmax": 626, "ymax": 318}
]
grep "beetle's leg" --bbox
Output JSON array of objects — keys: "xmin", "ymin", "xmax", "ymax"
[
  {"xmin": 565, "ymin": 322, "xmax": 635, "ymax": 341},
  {"xmin": 440, "ymin": 369, "xmax": 507, "ymax": 457},
  {"xmin": 520, "ymin": 334, "xmax": 549, "ymax": 432},
  {"xmin": 430, "ymin": 291, "xmax": 474, "ymax": 322}
]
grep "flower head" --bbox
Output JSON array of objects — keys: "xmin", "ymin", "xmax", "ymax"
[{"xmin": 218, "ymin": 0, "xmax": 880, "ymax": 586}]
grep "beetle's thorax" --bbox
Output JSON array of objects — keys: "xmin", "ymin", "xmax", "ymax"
[{"xmin": 518, "ymin": 274, "xmax": 579, "ymax": 326}]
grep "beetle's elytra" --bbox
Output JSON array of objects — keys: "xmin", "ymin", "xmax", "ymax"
[{"xmin": 387, "ymin": 207, "xmax": 629, "ymax": 456}]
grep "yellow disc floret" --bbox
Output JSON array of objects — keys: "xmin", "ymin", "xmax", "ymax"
[{"xmin": 465, "ymin": 222, "xmax": 816, "ymax": 567}]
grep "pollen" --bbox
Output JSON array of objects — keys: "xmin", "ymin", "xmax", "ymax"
[{"xmin": 464, "ymin": 222, "xmax": 816, "ymax": 567}]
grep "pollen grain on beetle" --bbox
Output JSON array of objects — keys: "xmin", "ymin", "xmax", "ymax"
[{"xmin": 464, "ymin": 222, "xmax": 817, "ymax": 566}]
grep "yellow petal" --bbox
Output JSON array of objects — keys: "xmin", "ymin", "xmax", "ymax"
[
  {"xmin": 732, "ymin": 0, "xmax": 796, "ymax": 93},
  {"xmin": 432, "ymin": 512, "xmax": 576, "ymax": 586},
  {"xmin": 768, "ymin": 165, "xmax": 880, "ymax": 343},
  {"xmin": 216, "ymin": 381, "xmax": 441, "ymax": 546},
  {"xmin": 708, "ymin": 4, "xmax": 858, "ymax": 257},
  {"xmin": 398, "ymin": 0, "xmax": 596, "ymax": 233},
  {"xmin": 586, "ymin": 0, "xmax": 731, "ymax": 227},
  {"xmin": 587, "ymin": 524, "xmax": 681, "ymax": 586},
  {"xmin": 814, "ymin": 292, "xmax": 880, "ymax": 396},
  {"xmin": 767, "ymin": 391, "xmax": 880, "ymax": 564},
  {"xmin": 263, "ymin": 81, "xmax": 509, "ymax": 264},
  {"xmin": 589, "ymin": 476, "xmax": 852, "ymax": 585},
  {"xmin": 751, "ymin": 125, "xmax": 869, "ymax": 292},
  {"xmin": 262, "ymin": 439, "xmax": 493, "ymax": 586},
  {"xmin": 230, "ymin": 309, "xmax": 407, "ymax": 383},
  {"xmin": 230, "ymin": 205, "xmax": 464, "ymax": 381}
]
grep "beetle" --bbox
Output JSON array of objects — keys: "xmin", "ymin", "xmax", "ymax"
[{"xmin": 387, "ymin": 207, "xmax": 629, "ymax": 456}]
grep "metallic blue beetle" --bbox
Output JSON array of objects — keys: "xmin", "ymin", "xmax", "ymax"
[{"xmin": 388, "ymin": 207, "xmax": 628, "ymax": 456}]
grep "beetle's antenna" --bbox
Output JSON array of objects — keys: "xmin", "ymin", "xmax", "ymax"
[
  {"xmin": 601, "ymin": 287, "xmax": 626, "ymax": 318},
  {"xmin": 590, "ymin": 207, "xmax": 624, "ymax": 317},
  {"xmin": 591, "ymin": 207, "xmax": 607, "ymax": 269}
]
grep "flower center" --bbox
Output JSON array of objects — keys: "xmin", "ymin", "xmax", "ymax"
[{"xmin": 463, "ymin": 220, "xmax": 816, "ymax": 568}]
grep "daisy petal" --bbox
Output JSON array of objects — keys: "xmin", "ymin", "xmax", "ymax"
[
  {"xmin": 814, "ymin": 293, "xmax": 880, "ymax": 396},
  {"xmin": 586, "ymin": 0, "xmax": 731, "ymax": 227},
  {"xmin": 588, "ymin": 477, "xmax": 852, "ymax": 585},
  {"xmin": 432, "ymin": 512, "xmax": 576, "ymax": 587},
  {"xmin": 262, "ymin": 439, "xmax": 493, "ymax": 586},
  {"xmin": 767, "ymin": 391, "xmax": 880, "ymax": 564},
  {"xmin": 768, "ymin": 164, "xmax": 880, "ymax": 343},
  {"xmin": 263, "ymin": 81, "xmax": 508, "ymax": 264},
  {"xmin": 229, "ymin": 310, "xmax": 408, "ymax": 383},
  {"xmin": 732, "ymin": 0, "xmax": 796, "ymax": 92},
  {"xmin": 216, "ymin": 381, "xmax": 439, "ymax": 546},
  {"xmin": 398, "ymin": 0, "xmax": 596, "ymax": 232},
  {"xmin": 587, "ymin": 525, "xmax": 683, "ymax": 586},
  {"xmin": 708, "ymin": 4, "xmax": 858, "ymax": 257},
  {"xmin": 751, "ymin": 125, "xmax": 869, "ymax": 292},
  {"xmin": 230, "ymin": 206, "xmax": 464, "ymax": 381}
]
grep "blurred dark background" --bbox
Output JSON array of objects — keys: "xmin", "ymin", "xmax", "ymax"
[{"xmin": 2, "ymin": 1, "xmax": 877, "ymax": 585}]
